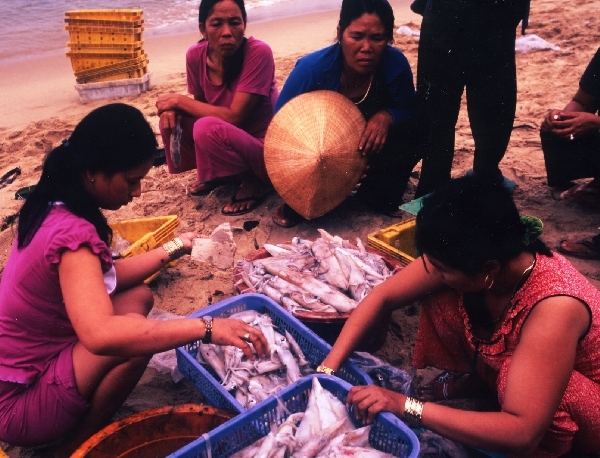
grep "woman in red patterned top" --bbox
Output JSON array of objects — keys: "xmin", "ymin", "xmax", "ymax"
[{"xmin": 321, "ymin": 175, "xmax": 600, "ymax": 456}]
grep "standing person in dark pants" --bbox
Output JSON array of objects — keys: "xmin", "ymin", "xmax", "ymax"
[
  {"xmin": 411, "ymin": 0, "xmax": 529, "ymax": 197},
  {"xmin": 541, "ymin": 47, "xmax": 600, "ymax": 259}
]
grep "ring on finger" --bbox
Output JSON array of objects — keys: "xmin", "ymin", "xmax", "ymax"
[
  {"xmin": 242, "ymin": 332, "xmax": 251, "ymax": 342},
  {"xmin": 570, "ymin": 133, "xmax": 575, "ymax": 140}
]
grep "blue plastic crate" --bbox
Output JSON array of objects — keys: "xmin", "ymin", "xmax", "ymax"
[
  {"xmin": 176, "ymin": 293, "xmax": 371, "ymax": 414},
  {"xmin": 169, "ymin": 374, "xmax": 419, "ymax": 458}
]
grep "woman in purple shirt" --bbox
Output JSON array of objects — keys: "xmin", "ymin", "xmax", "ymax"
[
  {"xmin": 157, "ymin": 0, "xmax": 279, "ymax": 216},
  {"xmin": 0, "ymin": 104, "xmax": 267, "ymax": 456}
]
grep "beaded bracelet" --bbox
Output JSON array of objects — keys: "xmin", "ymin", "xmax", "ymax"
[
  {"xmin": 403, "ymin": 396, "xmax": 424, "ymax": 427},
  {"xmin": 162, "ymin": 237, "xmax": 186, "ymax": 261}
]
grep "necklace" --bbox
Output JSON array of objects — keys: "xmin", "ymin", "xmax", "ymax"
[
  {"xmin": 342, "ymin": 72, "xmax": 373, "ymax": 105},
  {"xmin": 488, "ymin": 255, "xmax": 536, "ymax": 325}
]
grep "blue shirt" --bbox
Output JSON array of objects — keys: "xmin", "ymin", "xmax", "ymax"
[{"xmin": 274, "ymin": 43, "xmax": 417, "ymax": 126}]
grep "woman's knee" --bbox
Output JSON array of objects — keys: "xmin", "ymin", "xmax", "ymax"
[
  {"xmin": 192, "ymin": 116, "xmax": 227, "ymax": 146},
  {"xmin": 113, "ymin": 284, "xmax": 154, "ymax": 317}
]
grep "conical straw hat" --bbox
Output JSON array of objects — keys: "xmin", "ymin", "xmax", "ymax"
[{"xmin": 264, "ymin": 90, "xmax": 367, "ymax": 220}]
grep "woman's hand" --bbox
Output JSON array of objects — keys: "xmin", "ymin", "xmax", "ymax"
[
  {"xmin": 159, "ymin": 110, "xmax": 180, "ymax": 131},
  {"xmin": 550, "ymin": 111, "xmax": 600, "ymax": 140},
  {"xmin": 156, "ymin": 93, "xmax": 184, "ymax": 115},
  {"xmin": 359, "ymin": 110, "xmax": 393, "ymax": 156},
  {"xmin": 541, "ymin": 109, "xmax": 563, "ymax": 131},
  {"xmin": 346, "ymin": 385, "xmax": 405, "ymax": 424},
  {"xmin": 177, "ymin": 232, "xmax": 198, "ymax": 255},
  {"xmin": 211, "ymin": 318, "xmax": 269, "ymax": 360}
]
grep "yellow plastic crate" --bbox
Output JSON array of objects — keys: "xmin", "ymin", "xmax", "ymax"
[
  {"xmin": 65, "ymin": 9, "xmax": 144, "ymax": 22},
  {"xmin": 65, "ymin": 18, "xmax": 144, "ymax": 28},
  {"xmin": 67, "ymin": 40, "xmax": 144, "ymax": 54},
  {"xmin": 367, "ymin": 218, "xmax": 418, "ymax": 266},
  {"xmin": 65, "ymin": 24, "xmax": 144, "ymax": 44},
  {"xmin": 67, "ymin": 50, "xmax": 145, "ymax": 72},
  {"xmin": 109, "ymin": 215, "xmax": 179, "ymax": 282},
  {"xmin": 74, "ymin": 55, "xmax": 148, "ymax": 83},
  {"xmin": 75, "ymin": 63, "xmax": 148, "ymax": 84}
]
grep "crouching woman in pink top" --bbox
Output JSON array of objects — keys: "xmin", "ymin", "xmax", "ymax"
[
  {"xmin": 157, "ymin": 0, "xmax": 279, "ymax": 216},
  {"xmin": 0, "ymin": 104, "xmax": 268, "ymax": 456},
  {"xmin": 320, "ymin": 176, "xmax": 600, "ymax": 456}
]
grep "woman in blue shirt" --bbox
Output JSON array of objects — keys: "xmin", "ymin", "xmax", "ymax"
[{"xmin": 272, "ymin": 0, "xmax": 426, "ymax": 227}]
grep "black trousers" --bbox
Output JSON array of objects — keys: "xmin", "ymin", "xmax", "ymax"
[
  {"xmin": 356, "ymin": 116, "xmax": 426, "ymax": 210},
  {"xmin": 415, "ymin": 21, "xmax": 517, "ymax": 197},
  {"xmin": 541, "ymin": 129, "xmax": 600, "ymax": 187}
]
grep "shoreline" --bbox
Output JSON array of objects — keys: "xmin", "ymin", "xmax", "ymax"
[{"xmin": 0, "ymin": 0, "xmax": 418, "ymax": 132}]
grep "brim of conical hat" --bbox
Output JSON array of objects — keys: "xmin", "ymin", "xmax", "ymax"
[{"xmin": 264, "ymin": 90, "xmax": 367, "ymax": 220}]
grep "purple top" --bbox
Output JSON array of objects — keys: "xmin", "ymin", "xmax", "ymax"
[
  {"xmin": 186, "ymin": 36, "xmax": 278, "ymax": 139},
  {"xmin": 0, "ymin": 204, "xmax": 113, "ymax": 385}
]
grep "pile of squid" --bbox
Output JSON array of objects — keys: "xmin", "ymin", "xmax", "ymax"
[
  {"xmin": 230, "ymin": 377, "xmax": 395, "ymax": 458},
  {"xmin": 196, "ymin": 310, "xmax": 314, "ymax": 409},
  {"xmin": 236, "ymin": 229, "xmax": 396, "ymax": 315}
]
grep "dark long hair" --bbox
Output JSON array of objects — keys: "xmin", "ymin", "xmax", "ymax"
[
  {"xmin": 17, "ymin": 103, "xmax": 157, "ymax": 248},
  {"xmin": 338, "ymin": 0, "xmax": 395, "ymax": 43},
  {"xmin": 415, "ymin": 175, "xmax": 551, "ymax": 274},
  {"xmin": 198, "ymin": 0, "xmax": 248, "ymax": 88}
]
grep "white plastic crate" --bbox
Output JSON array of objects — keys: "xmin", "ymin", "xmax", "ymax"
[{"xmin": 75, "ymin": 71, "xmax": 151, "ymax": 102}]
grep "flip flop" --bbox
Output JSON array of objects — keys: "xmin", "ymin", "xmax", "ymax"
[
  {"xmin": 559, "ymin": 182, "xmax": 600, "ymax": 200},
  {"xmin": 221, "ymin": 188, "xmax": 272, "ymax": 216},
  {"xmin": 557, "ymin": 235, "xmax": 600, "ymax": 260},
  {"xmin": 0, "ymin": 167, "xmax": 21, "ymax": 190}
]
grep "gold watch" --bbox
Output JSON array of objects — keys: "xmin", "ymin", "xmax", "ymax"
[{"xmin": 316, "ymin": 365, "xmax": 335, "ymax": 376}]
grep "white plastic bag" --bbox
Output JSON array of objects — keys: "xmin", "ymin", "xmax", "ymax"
[
  {"xmin": 147, "ymin": 308, "xmax": 185, "ymax": 382},
  {"xmin": 515, "ymin": 34, "xmax": 560, "ymax": 53}
]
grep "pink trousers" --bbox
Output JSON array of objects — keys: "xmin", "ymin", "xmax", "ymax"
[
  {"xmin": 0, "ymin": 344, "xmax": 88, "ymax": 446},
  {"xmin": 159, "ymin": 115, "xmax": 268, "ymax": 183}
]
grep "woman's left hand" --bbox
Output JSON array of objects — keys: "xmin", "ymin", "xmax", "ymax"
[
  {"xmin": 177, "ymin": 232, "xmax": 199, "ymax": 255},
  {"xmin": 358, "ymin": 110, "xmax": 393, "ymax": 156},
  {"xmin": 346, "ymin": 385, "xmax": 405, "ymax": 424},
  {"xmin": 156, "ymin": 93, "xmax": 182, "ymax": 115}
]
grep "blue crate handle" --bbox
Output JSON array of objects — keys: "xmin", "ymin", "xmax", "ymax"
[{"xmin": 169, "ymin": 374, "xmax": 419, "ymax": 458}]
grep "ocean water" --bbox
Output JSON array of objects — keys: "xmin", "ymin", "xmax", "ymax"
[{"xmin": 0, "ymin": 0, "xmax": 342, "ymax": 64}]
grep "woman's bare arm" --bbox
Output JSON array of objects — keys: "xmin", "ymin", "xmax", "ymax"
[
  {"xmin": 59, "ymin": 247, "xmax": 268, "ymax": 359},
  {"xmin": 322, "ymin": 257, "xmax": 445, "ymax": 371},
  {"xmin": 156, "ymin": 91, "xmax": 261, "ymax": 128}
]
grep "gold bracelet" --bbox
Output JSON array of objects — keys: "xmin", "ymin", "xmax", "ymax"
[
  {"xmin": 162, "ymin": 237, "xmax": 186, "ymax": 261},
  {"xmin": 316, "ymin": 365, "xmax": 336, "ymax": 376},
  {"xmin": 403, "ymin": 396, "xmax": 424, "ymax": 427}
]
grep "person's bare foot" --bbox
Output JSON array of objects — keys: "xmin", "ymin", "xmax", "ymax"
[
  {"xmin": 188, "ymin": 178, "xmax": 227, "ymax": 196},
  {"xmin": 272, "ymin": 204, "xmax": 304, "ymax": 228}
]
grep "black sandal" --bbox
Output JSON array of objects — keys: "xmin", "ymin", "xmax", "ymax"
[{"xmin": 221, "ymin": 188, "xmax": 272, "ymax": 216}]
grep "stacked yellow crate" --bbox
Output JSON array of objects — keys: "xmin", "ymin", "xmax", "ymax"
[{"xmin": 64, "ymin": 10, "xmax": 151, "ymax": 101}]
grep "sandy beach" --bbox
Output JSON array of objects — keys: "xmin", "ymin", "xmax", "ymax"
[{"xmin": 1, "ymin": 0, "xmax": 599, "ymax": 455}]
